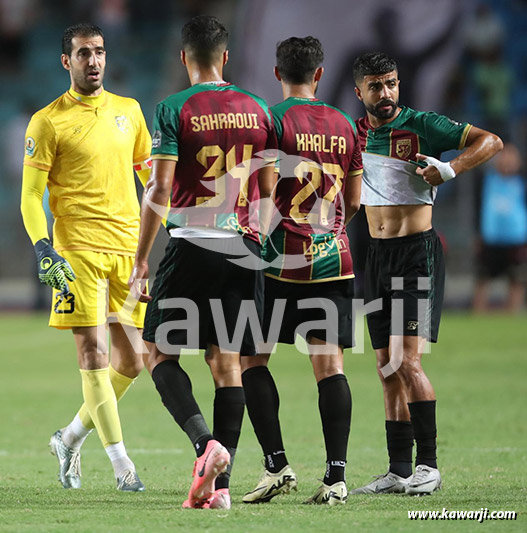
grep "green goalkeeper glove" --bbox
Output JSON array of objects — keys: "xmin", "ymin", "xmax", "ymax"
[{"xmin": 34, "ymin": 238, "xmax": 76, "ymax": 293}]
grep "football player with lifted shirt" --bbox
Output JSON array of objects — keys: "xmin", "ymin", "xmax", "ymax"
[{"xmin": 351, "ymin": 52, "xmax": 502, "ymax": 496}]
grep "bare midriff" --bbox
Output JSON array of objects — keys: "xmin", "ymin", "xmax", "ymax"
[{"xmin": 365, "ymin": 204, "xmax": 432, "ymax": 239}]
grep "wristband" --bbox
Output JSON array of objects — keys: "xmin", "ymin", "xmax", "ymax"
[{"xmin": 421, "ymin": 155, "xmax": 456, "ymax": 182}]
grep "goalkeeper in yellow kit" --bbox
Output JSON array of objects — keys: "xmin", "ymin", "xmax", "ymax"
[{"xmin": 20, "ymin": 23, "xmax": 152, "ymax": 491}]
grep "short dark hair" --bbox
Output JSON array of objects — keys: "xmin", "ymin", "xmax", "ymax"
[
  {"xmin": 62, "ymin": 23, "xmax": 104, "ymax": 56},
  {"xmin": 352, "ymin": 52, "xmax": 398, "ymax": 85},
  {"xmin": 276, "ymin": 36, "xmax": 324, "ymax": 85},
  {"xmin": 181, "ymin": 15, "xmax": 228, "ymax": 65}
]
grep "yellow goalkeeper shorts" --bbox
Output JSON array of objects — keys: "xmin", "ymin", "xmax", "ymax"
[{"xmin": 49, "ymin": 250, "xmax": 146, "ymax": 329}]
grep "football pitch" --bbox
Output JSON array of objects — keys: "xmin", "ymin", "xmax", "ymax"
[{"xmin": 0, "ymin": 312, "xmax": 525, "ymax": 532}]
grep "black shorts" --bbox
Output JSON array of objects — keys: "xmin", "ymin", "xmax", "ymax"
[
  {"xmin": 477, "ymin": 244, "xmax": 527, "ymax": 283},
  {"xmin": 364, "ymin": 229, "xmax": 445, "ymax": 350},
  {"xmin": 143, "ymin": 236, "xmax": 264, "ymax": 355},
  {"xmin": 262, "ymin": 276, "xmax": 355, "ymax": 348}
]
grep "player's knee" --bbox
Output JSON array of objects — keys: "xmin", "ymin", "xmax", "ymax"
[
  {"xmin": 206, "ymin": 354, "xmax": 240, "ymax": 376},
  {"xmin": 142, "ymin": 351, "xmax": 157, "ymax": 374},
  {"xmin": 119, "ymin": 357, "xmax": 143, "ymax": 378},
  {"xmin": 375, "ymin": 352, "xmax": 391, "ymax": 377},
  {"xmin": 76, "ymin": 343, "xmax": 109, "ymax": 369},
  {"xmin": 143, "ymin": 345, "xmax": 177, "ymax": 375},
  {"xmin": 313, "ymin": 366, "xmax": 342, "ymax": 383},
  {"xmin": 206, "ymin": 351, "xmax": 241, "ymax": 386},
  {"xmin": 240, "ymin": 354, "xmax": 269, "ymax": 373},
  {"xmin": 395, "ymin": 357, "xmax": 423, "ymax": 385}
]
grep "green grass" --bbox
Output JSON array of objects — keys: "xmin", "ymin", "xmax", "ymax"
[{"xmin": 0, "ymin": 312, "xmax": 525, "ymax": 532}]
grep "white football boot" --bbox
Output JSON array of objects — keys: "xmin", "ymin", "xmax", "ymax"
[
  {"xmin": 49, "ymin": 429, "xmax": 81, "ymax": 489},
  {"xmin": 406, "ymin": 465, "xmax": 442, "ymax": 495},
  {"xmin": 304, "ymin": 481, "xmax": 348, "ymax": 505},
  {"xmin": 350, "ymin": 472, "xmax": 411, "ymax": 494},
  {"xmin": 116, "ymin": 469, "xmax": 146, "ymax": 492},
  {"xmin": 243, "ymin": 465, "xmax": 298, "ymax": 503}
]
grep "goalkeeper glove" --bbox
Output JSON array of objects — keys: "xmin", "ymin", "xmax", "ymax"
[{"xmin": 34, "ymin": 238, "xmax": 76, "ymax": 293}]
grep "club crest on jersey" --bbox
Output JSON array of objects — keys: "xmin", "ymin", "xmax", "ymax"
[
  {"xmin": 407, "ymin": 320, "xmax": 419, "ymax": 331},
  {"xmin": 395, "ymin": 139, "xmax": 411, "ymax": 159},
  {"xmin": 115, "ymin": 115, "xmax": 129, "ymax": 133},
  {"xmin": 25, "ymin": 137, "xmax": 36, "ymax": 157}
]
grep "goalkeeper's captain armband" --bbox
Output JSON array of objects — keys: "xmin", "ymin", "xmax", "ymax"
[{"xmin": 34, "ymin": 238, "xmax": 76, "ymax": 293}]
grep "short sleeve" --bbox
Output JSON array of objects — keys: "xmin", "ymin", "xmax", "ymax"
[
  {"xmin": 265, "ymin": 115, "xmax": 278, "ymax": 152},
  {"xmin": 271, "ymin": 108, "xmax": 283, "ymax": 144},
  {"xmin": 422, "ymin": 112, "xmax": 472, "ymax": 153},
  {"xmin": 349, "ymin": 130, "xmax": 363, "ymax": 176},
  {"xmin": 151, "ymin": 102, "xmax": 180, "ymax": 160},
  {"xmin": 264, "ymin": 112, "xmax": 279, "ymax": 171},
  {"xmin": 23, "ymin": 113, "xmax": 57, "ymax": 171},
  {"xmin": 132, "ymin": 101, "xmax": 152, "ymax": 163}
]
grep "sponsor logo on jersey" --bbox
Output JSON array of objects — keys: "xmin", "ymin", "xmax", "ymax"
[
  {"xmin": 115, "ymin": 115, "xmax": 129, "ymax": 133},
  {"xmin": 152, "ymin": 130, "xmax": 162, "ymax": 148},
  {"xmin": 25, "ymin": 137, "xmax": 36, "ymax": 157}
]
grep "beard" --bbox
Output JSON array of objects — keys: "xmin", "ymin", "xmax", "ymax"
[
  {"xmin": 365, "ymin": 99, "xmax": 398, "ymax": 120},
  {"xmin": 72, "ymin": 69, "xmax": 104, "ymax": 95}
]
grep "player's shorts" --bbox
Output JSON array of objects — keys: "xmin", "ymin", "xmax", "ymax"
[
  {"xmin": 143, "ymin": 236, "xmax": 264, "ymax": 355},
  {"xmin": 50, "ymin": 250, "xmax": 146, "ymax": 329},
  {"xmin": 262, "ymin": 276, "xmax": 355, "ymax": 348},
  {"xmin": 477, "ymin": 243, "xmax": 527, "ymax": 283},
  {"xmin": 364, "ymin": 229, "xmax": 445, "ymax": 350}
]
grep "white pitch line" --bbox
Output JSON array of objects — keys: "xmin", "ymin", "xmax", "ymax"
[
  {"xmin": 0, "ymin": 448, "xmax": 184, "ymax": 457},
  {"xmin": 0, "ymin": 447, "xmax": 524, "ymax": 458}
]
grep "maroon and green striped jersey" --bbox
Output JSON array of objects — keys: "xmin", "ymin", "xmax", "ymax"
[
  {"xmin": 356, "ymin": 106, "xmax": 471, "ymax": 206},
  {"xmin": 151, "ymin": 82, "xmax": 277, "ymax": 242},
  {"xmin": 264, "ymin": 97, "xmax": 363, "ymax": 283}
]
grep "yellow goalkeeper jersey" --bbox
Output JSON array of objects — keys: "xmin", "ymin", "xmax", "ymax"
[{"xmin": 23, "ymin": 89, "xmax": 151, "ymax": 255}]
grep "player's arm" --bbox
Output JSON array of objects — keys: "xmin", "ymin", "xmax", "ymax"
[
  {"xmin": 449, "ymin": 126, "xmax": 503, "ymax": 175},
  {"xmin": 20, "ymin": 165, "xmax": 75, "ymax": 292},
  {"xmin": 129, "ymin": 158, "xmax": 175, "ymax": 301},
  {"xmin": 344, "ymin": 131, "xmax": 363, "ymax": 224},
  {"xmin": 21, "ymin": 165, "xmax": 50, "ymax": 244},
  {"xmin": 134, "ymin": 161, "xmax": 172, "ymax": 227},
  {"xmin": 416, "ymin": 127, "xmax": 503, "ymax": 186},
  {"xmin": 259, "ymin": 114, "xmax": 279, "ymax": 240},
  {"xmin": 257, "ymin": 164, "xmax": 278, "ymax": 241},
  {"xmin": 344, "ymin": 170, "xmax": 362, "ymax": 225}
]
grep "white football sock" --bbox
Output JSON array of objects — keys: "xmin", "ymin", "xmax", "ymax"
[
  {"xmin": 105, "ymin": 441, "xmax": 135, "ymax": 478},
  {"xmin": 62, "ymin": 414, "xmax": 93, "ymax": 450}
]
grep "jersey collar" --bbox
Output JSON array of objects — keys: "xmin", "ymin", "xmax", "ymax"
[
  {"xmin": 196, "ymin": 80, "xmax": 228, "ymax": 85},
  {"xmin": 68, "ymin": 88, "xmax": 107, "ymax": 108},
  {"xmin": 286, "ymin": 96, "xmax": 318, "ymax": 102}
]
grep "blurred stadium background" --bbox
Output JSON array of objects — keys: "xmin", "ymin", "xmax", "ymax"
[{"xmin": 0, "ymin": 0, "xmax": 525, "ymax": 311}]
